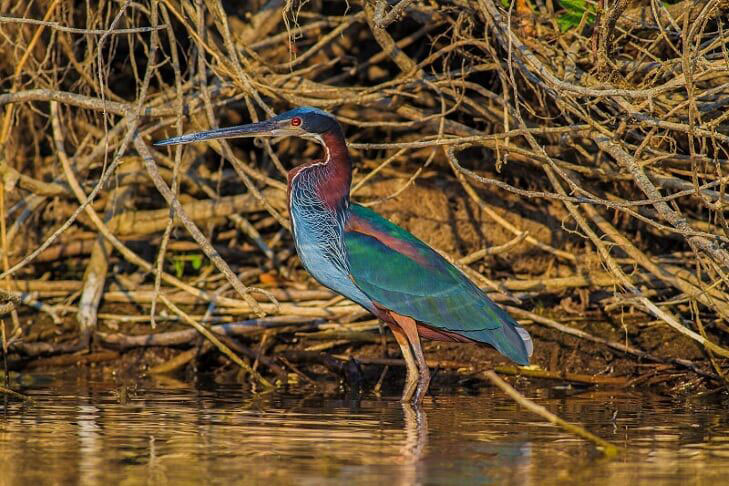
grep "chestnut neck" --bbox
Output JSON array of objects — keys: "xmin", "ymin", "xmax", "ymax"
[{"xmin": 287, "ymin": 124, "xmax": 352, "ymax": 210}]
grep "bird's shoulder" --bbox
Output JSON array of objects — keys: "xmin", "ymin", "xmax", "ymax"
[
  {"xmin": 344, "ymin": 203, "xmax": 440, "ymax": 268},
  {"xmin": 342, "ymin": 203, "xmax": 474, "ymax": 290}
]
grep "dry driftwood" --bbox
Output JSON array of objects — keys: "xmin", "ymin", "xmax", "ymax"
[{"xmin": 0, "ymin": 0, "xmax": 727, "ymax": 391}]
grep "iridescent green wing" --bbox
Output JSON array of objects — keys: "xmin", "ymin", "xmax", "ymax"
[{"xmin": 343, "ymin": 204, "xmax": 531, "ymax": 364}]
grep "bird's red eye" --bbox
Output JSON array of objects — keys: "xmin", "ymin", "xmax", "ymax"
[{"xmin": 291, "ymin": 117, "xmax": 302, "ymax": 127}]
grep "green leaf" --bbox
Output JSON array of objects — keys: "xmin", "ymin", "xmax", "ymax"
[
  {"xmin": 557, "ymin": 0, "xmax": 595, "ymax": 31},
  {"xmin": 559, "ymin": 0, "xmax": 586, "ymax": 10},
  {"xmin": 557, "ymin": 11, "xmax": 584, "ymax": 31},
  {"xmin": 190, "ymin": 254, "xmax": 203, "ymax": 270},
  {"xmin": 174, "ymin": 259, "xmax": 184, "ymax": 278}
]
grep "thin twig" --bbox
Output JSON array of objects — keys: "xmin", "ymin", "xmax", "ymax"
[
  {"xmin": 483, "ymin": 371, "xmax": 621, "ymax": 457},
  {"xmin": 159, "ymin": 295, "xmax": 273, "ymax": 388}
]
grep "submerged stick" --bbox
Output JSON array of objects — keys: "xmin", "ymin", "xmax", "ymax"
[
  {"xmin": 483, "ymin": 370, "xmax": 621, "ymax": 457},
  {"xmin": 0, "ymin": 384, "xmax": 33, "ymax": 402}
]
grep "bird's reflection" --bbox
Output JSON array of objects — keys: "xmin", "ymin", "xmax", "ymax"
[
  {"xmin": 400, "ymin": 402, "xmax": 428, "ymax": 465},
  {"xmin": 340, "ymin": 389, "xmax": 429, "ymax": 467},
  {"xmin": 390, "ymin": 402, "xmax": 428, "ymax": 486}
]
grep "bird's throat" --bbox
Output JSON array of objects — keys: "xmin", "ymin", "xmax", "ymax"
[{"xmin": 287, "ymin": 126, "xmax": 352, "ymax": 211}]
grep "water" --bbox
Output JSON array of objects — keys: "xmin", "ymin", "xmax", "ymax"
[{"xmin": 1, "ymin": 370, "xmax": 728, "ymax": 485}]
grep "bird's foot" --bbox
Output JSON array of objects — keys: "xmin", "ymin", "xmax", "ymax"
[{"xmin": 409, "ymin": 368, "xmax": 431, "ymax": 405}]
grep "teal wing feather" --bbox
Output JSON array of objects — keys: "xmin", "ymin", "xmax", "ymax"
[{"xmin": 343, "ymin": 204, "xmax": 532, "ymax": 365}]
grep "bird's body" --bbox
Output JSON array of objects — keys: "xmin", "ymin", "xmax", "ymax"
[
  {"xmin": 288, "ymin": 153, "xmax": 374, "ymax": 313},
  {"xmin": 156, "ymin": 106, "xmax": 533, "ymax": 403}
]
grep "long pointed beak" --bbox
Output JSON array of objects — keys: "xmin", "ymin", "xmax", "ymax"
[{"xmin": 154, "ymin": 120, "xmax": 277, "ymax": 146}]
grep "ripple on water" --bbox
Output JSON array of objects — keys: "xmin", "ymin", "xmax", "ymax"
[{"xmin": 0, "ymin": 370, "xmax": 728, "ymax": 486}]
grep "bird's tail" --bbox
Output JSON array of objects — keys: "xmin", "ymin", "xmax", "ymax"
[{"xmin": 486, "ymin": 305, "xmax": 533, "ymax": 365}]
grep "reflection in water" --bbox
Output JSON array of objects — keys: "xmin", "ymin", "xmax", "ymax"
[
  {"xmin": 396, "ymin": 403, "xmax": 428, "ymax": 486},
  {"xmin": 0, "ymin": 370, "xmax": 727, "ymax": 486},
  {"xmin": 77, "ymin": 404, "xmax": 102, "ymax": 486},
  {"xmin": 401, "ymin": 403, "xmax": 428, "ymax": 465}
]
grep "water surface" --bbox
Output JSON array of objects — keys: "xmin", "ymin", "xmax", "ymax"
[{"xmin": 1, "ymin": 370, "xmax": 727, "ymax": 485}]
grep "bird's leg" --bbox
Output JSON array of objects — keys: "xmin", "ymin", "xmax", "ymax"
[
  {"xmin": 400, "ymin": 320, "xmax": 430, "ymax": 405},
  {"xmin": 390, "ymin": 314, "xmax": 430, "ymax": 405},
  {"xmin": 390, "ymin": 325, "xmax": 419, "ymax": 403}
]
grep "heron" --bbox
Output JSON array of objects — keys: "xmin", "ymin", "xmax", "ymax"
[{"xmin": 155, "ymin": 107, "xmax": 533, "ymax": 404}]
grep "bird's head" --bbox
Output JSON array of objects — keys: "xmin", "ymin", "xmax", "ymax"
[{"xmin": 154, "ymin": 106, "xmax": 339, "ymax": 147}]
